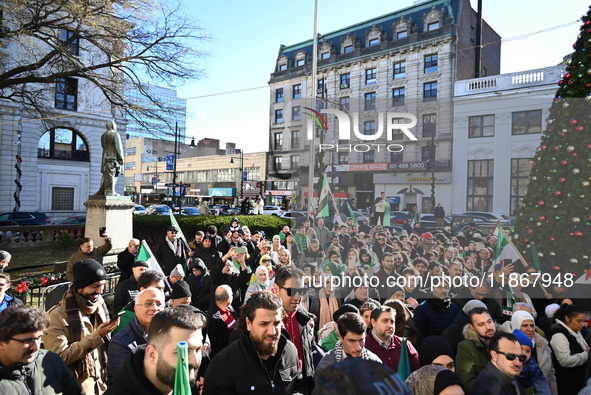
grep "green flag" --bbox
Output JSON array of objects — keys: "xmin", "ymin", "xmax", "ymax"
[
  {"xmin": 531, "ymin": 244, "xmax": 542, "ymax": 270},
  {"xmin": 174, "ymin": 341, "xmax": 191, "ymax": 395},
  {"xmin": 347, "ymin": 202, "xmax": 358, "ymax": 226},
  {"xmin": 383, "ymin": 198, "xmax": 391, "ymax": 226},
  {"xmin": 397, "ymin": 338, "xmax": 411, "ymax": 380},
  {"xmin": 169, "ymin": 211, "xmax": 190, "ymax": 250},
  {"xmin": 137, "ymin": 240, "xmax": 163, "ymax": 274},
  {"xmin": 317, "ymin": 174, "xmax": 330, "ymax": 218}
]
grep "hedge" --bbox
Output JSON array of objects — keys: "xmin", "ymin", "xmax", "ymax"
[{"xmin": 133, "ymin": 214, "xmax": 291, "ymax": 250}]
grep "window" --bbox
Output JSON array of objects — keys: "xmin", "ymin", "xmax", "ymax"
[
  {"xmin": 339, "ymin": 152, "xmax": 349, "ymax": 164},
  {"xmin": 320, "ymin": 52, "xmax": 330, "ymax": 59},
  {"xmin": 469, "ymin": 115, "xmax": 495, "ymax": 138},
  {"xmin": 423, "ymin": 81, "xmax": 437, "ymax": 101},
  {"xmin": 397, "ymin": 31, "xmax": 408, "ymax": 39},
  {"xmin": 59, "ymin": 29, "xmax": 79, "ymax": 56},
  {"xmin": 276, "ymin": 88, "xmax": 284, "ymax": 103},
  {"xmin": 296, "ymin": 58, "xmax": 305, "ymax": 67},
  {"xmin": 291, "ymin": 130, "xmax": 300, "ymax": 148},
  {"xmin": 125, "ymin": 147, "xmax": 136, "ymax": 156},
  {"xmin": 424, "ymin": 55, "xmax": 438, "ymax": 73},
  {"xmin": 274, "ymin": 156, "xmax": 282, "ymax": 170},
  {"xmin": 512, "ymin": 110, "xmax": 542, "ymax": 135},
  {"xmin": 364, "ymin": 92, "xmax": 376, "ymax": 110},
  {"xmin": 369, "ymin": 38, "xmax": 379, "ymax": 47},
  {"xmin": 290, "ymin": 155, "xmax": 300, "ymax": 169},
  {"xmin": 390, "ymin": 118, "xmax": 405, "ymax": 140},
  {"xmin": 340, "ymin": 73, "xmax": 350, "ymax": 89},
  {"xmin": 421, "ymin": 145, "xmax": 435, "ymax": 162},
  {"xmin": 124, "ymin": 162, "xmax": 136, "ymax": 170},
  {"xmin": 470, "ymin": 26, "xmax": 475, "ymax": 43},
  {"xmin": 343, "ymin": 45, "xmax": 353, "ymax": 54},
  {"xmin": 467, "ymin": 160, "xmax": 494, "ymax": 212},
  {"xmin": 317, "ymin": 79, "xmax": 325, "ymax": 93},
  {"xmin": 339, "ymin": 97, "xmax": 350, "ymax": 111},
  {"xmin": 279, "ymin": 63, "xmax": 287, "ymax": 71},
  {"xmin": 51, "ymin": 187, "xmax": 74, "ymax": 211},
  {"xmin": 55, "ymin": 78, "xmax": 78, "ymax": 111},
  {"xmin": 364, "ymin": 121, "xmax": 376, "ymax": 136},
  {"xmin": 292, "ymin": 106, "xmax": 301, "ymax": 121},
  {"xmin": 393, "ymin": 62, "xmax": 406, "ymax": 79},
  {"xmin": 427, "ymin": 21, "xmax": 440, "ymax": 31},
  {"xmin": 511, "ymin": 158, "xmax": 533, "ymax": 215},
  {"xmin": 366, "ymin": 68, "xmax": 377, "ymax": 85},
  {"xmin": 363, "ymin": 151, "xmax": 375, "ymax": 163},
  {"xmin": 274, "ymin": 109, "xmax": 283, "ymax": 123},
  {"xmin": 391, "ymin": 151, "xmax": 403, "ymax": 162},
  {"xmin": 38, "ymin": 128, "xmax": 89, "ymax": 161},
  {"xmin": 293, "ymin": 84, "xmax": 301, "ymax": 99},
  {"xmin": 392, "ymin": 87, "xmax": 405, "ymax": 106},
  {"xmin": 274, "ymin": 133, "xmax": 283, "ymax": 150},
  {"xmin": 423, "ymin": 114, "xmax": 437, "ymax": 138}
]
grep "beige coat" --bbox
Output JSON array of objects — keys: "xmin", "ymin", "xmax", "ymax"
[{"xmin": 44, "ymin": 296, "xmax": 109, "ymax": 394}]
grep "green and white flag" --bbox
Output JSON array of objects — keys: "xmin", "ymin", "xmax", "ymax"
[
  {"xmin": 317, "ymin": 174, "xmax": 330, "ymax": 218},
  {"xmin": 383, "ymin": 198, "xmax": 391, "ymax": 226},
  {"xmin": 174, "ymin": 341, "xmax": 191, "ymax": 395},
  {"xmin": 169, "ymin": 211, "xmax": 189, "ymax": 250},
  {"xmin": 347, "ymin": 202, "xmax": 358, "ymax": 226},
  {"xmin": 137, "ymin": 240, "xmax": 163, "ymax": 274},
  {"xmin": 492, "ymin": 226, "xmax": 524, "ymax": 272}
]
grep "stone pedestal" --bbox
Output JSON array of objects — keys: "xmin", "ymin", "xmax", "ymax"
[{"xmin": 84, "ymin": 196, "xmax": 134, "ymax": 251}]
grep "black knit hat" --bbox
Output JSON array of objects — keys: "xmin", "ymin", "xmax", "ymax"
[
  {"xmin": 418, "ymin": 336, "xmax": 455, "ymax": 366},
  {"xmin": 133, "ymin": 260, "xmax": 149, "ymax": 268},
  {"xmin": 433, "ymin": 369, "xmax": 464, "ymax": 395},
  {"xmin": 171, "ymin": 280, "xmax": 192, "ymax": 299},
  {"xmin": 72, "ymin": 259, "xmax": 107, "ymax": 289}
]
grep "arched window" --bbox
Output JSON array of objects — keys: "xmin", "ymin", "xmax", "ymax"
[{"xmin": 38, "ymin": 128, "xmax": 89, "ymax": 161}]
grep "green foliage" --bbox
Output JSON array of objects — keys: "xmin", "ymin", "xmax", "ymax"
[
  {"xmin": 133, "ymin": 215, "xmax": 290, "ymax": 249},
  {"xmin": 56, "ymin": 230, "xmax": 73, "ymax": 251},
  {"xmin": 513, "ymin": 6, "xmax": 591, "ymax": 275}
]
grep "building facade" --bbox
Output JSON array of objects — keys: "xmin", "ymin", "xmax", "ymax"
[
  {"xmin": 268, "ymin": 0, "xmax": 500, "ymax": 213},
  {"xmin": 452, "ymin": 65, "xmax": 564, "ymax": 216}
]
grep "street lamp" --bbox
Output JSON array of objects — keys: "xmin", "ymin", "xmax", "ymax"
[
  {"xmin": 169, "ymin": 123, "xmax": 196, "ymax": 210},
  {"xmin": 230, "ymin": 149, "xmax": 244, "ymax": 200},
  {"xmin": 425, "ymin": 134, "xmax": 436, "ymax": 213}
]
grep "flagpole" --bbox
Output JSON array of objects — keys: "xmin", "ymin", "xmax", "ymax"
[{"xmin": 307, "ymin": 0, "xmax": 319, "ymax": 221}]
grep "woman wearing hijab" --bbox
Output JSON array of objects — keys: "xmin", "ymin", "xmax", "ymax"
[
  {"xmin": 510, "ymin": 310, "xmax": 558, "ymax": 395},
  {"xmin": 244, "ymin": 265, "xmax": 271, "ymax": 301},
  {"xmin": 406, "ymin": 364, "xmax": 465, "ymax": 395}
]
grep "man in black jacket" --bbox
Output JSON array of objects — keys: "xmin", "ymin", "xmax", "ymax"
[
  {"xmin": 202, "ymin": 291, "xmax": 301, "ymax": 394},
  {"xmin": 106, "ymin": 306, "xmax": 207, "ymax": 395},
  {"xmin": 116, "ymin": 238, "xmax": 140, "ymax": 283},
  {"xmin": 154, "ymin": 226, "xmax": 187, "ymax": 276},
  {"xmin": 113, "ymin": 260, "xmax": 148, "ymax": 313}
]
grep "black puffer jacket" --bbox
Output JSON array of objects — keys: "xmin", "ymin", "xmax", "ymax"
[
  {"xmin": 105, "ymin": 345, "xmax": 168, "ymax": 395},
  {"xmin": 203, "ymin": 333, "xmax": 301, "ymax": 395},
  {"xmin": 0, "ymin": 349, "xmax": 81, "ymax": 394}
]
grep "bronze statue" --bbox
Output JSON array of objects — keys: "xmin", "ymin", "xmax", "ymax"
[{"xmin": 94, "ymin": 121, "xmax": 124, "ymax": 196}]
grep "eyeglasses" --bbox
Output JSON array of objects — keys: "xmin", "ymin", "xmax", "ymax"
[
  {"xmin": 10, "ymin": 334, "xmax": 44, "ymax": 348},
  {"xmin": 494, "ymin": 350, "xmax": 527, "ymax": 362},
  {"xmin": 138, "ymin": 301, "xmax": 164, "ymax": 308},
  {"xmin": 278, "ymin": 285, "xmax": 308, "ymax": 297},
  {"xmin": 262, "ymin": 259, "xmax": 271, "ymax": 263},
  {"xmin": 378, "ymin": 238, "xmax": 386, "ymax": 242},
  {"xmin": 393, "ymin": 257, "xmax": 402, "ymax": 261},
  {"xmin": 169, "ymin": 231, "xmax": 178, "ymax": 234}
]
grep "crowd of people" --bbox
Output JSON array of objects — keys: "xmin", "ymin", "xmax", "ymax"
[{"xmin": 0, "ymin": 213, "xmax": 590, "ymax": 395}]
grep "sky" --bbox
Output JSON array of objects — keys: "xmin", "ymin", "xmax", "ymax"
[{"xmin": 177, "ymin": 0, "xmax": 590, "ymax": 153}]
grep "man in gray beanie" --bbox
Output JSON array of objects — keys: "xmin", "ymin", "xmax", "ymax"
[{"xmin": 45, "ymin": 259, "xmax": 119, "ymax": 394}]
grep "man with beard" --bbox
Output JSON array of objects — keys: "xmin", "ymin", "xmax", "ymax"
[
  {"xmin": 45, "ymin": 259, "xmax": 120, "ymax": 394},
  {"xmin": 456, "ymin": 307, "xmax": 498, "ymax": 393},
  {"xmin": 202, "ymin": 291, "xmax": 301, "ymax": 394},
  {"xmin": 0, "ymin": 305, "xmax": 81, "ymax": 394},
  {"xmin": 106, "ymin": 306, "xmax": 206, "ymax": 395},
  {"xmin": 66, "ymin": 236, "xmax": 112, "ymax": 282},
  {"xmin": 412, "ymin": 276, "xmax": 460, "ymax": 338},
  {"xmin": 155, "ymin": 226, "xmax": 187, "ymax": 276}
]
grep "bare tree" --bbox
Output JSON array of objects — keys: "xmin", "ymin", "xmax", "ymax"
[{"xmin": 0, "ymin": 0, "xmax": 208, "ymax": 137}]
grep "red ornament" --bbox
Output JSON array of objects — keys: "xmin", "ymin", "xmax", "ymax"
[
  {"xmin": 565, "ymin": 73, "xmax": 572, "ymax": 79},
  {"xmin": 554, "ymin": 190, "xmax": 562, "ymax": 197},
  {"xmin": 587, "ymin": 144, "xmax": 591, "ymax": 149},
  {"xmin": 561, "ymin": 159, "xmax": 569, "ymax": 166},
  {"xmin": 575, "ymin": 231, "xmax": 584, "ymax": 237},
  {"xmin": 558, "ymin": 80, "xmax": 564, "ymax": 86},
  {"xmin": 537, "ymin": 200, "xmax": 545, "ymax": 206},
  {"xmin": 559, "ymin": 177, "xmax": 567, "ymax": 184},
  {"xmin": 577, "ymin": 126, "xmax": 585, "ymax": 132},
  {"xmin": 571, "ymin": 119, "xmax": 579, "ymax": 125},
  {"xmin": 539, "ymin": 216, "xmax": 546, "ymax": 221},
  {"xmin": 553, "ymin": 145, "xmax": 560, "ymax": 151},
  {"xmin": 568, "ymin": 80, "xmax": 575, "ymax": 85},
  {"xmin": 527, "ymin": 229, "xmax": 533, "ymax": 235},
  {"xmin": 560, "ymin": 132, "xmax": 566, "ymax": 138},
  {"xmin": 540, "ymin": 145, "xmax": 548, "ymax": 151},
  {"xmin": 572, "ymin": 152, "xmax": 578, "ymax": 157},
  {"xmin": 549, "ymin": 237, "xmax": 555, "ymax": 242}
]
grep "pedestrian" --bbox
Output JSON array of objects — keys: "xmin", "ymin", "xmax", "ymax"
[
  {"xmin": 116, "ymin": 239, "xmax": 140, "ymax": 283},
  {"xmin": 434, "ymin": 203, "xmax": 445, "ymax": 226},
  {"xmin": 0, "ymin": 250, "xmax": 11, "ymax": 272},
  {"xmin": 373, "ymin": 192, "xmax": 388, "ymax": 225},
  {"xmin": 0, "ymin": 273, "xmax": 23, "ymax": 313},
  {"xmin": 154, "ymin": 226, "xmax": 187, "ymax": 276},
  {"xmin": 66, "ymin": 235, "xmax": 112, "ymax": 282}
]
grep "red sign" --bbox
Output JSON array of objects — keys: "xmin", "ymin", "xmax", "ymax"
[
  {"xmin": 349, "ymin": 163, "xmax": 389, "ymax": 171},
  {"xmin": 256, "ymin": 181, "xmax": 262, "ymax": 188}
]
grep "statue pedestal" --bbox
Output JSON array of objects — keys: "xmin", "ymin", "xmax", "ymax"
[{"xmin": 84, "ymin": 196, "xmax": 134, "ymax": 252}]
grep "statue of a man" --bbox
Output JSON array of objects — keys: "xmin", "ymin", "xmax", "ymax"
[{"xmin": 94, "ymin": 121, "xmax": 124, "ymax": 196}]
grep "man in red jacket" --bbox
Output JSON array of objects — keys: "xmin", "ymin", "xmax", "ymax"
[{"xmin": 364, "ymin": 305, "xmax": 419, "ymax": 373}]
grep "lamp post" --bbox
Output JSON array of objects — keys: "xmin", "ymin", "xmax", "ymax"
[
  {"xmin": 230, "ymin": 149, "xmax": 244, "ymax": 200},
  {"xmin": 426, "ymin": 134, "xmax": 436, "ymax": 213},
  {"xmin": 168, "ymin": 122, "xmax": 196, "ymax": 210}
]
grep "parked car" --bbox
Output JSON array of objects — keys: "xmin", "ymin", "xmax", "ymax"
[
  {"xmin": 461, "ymin": 211, "xmax": 514, "ymax": 225},
  {"xmin": 389, "ymin": 211, "xmax": 414, "ymax": 224},
  {"xmin": 281, "ymin": 211, "xmax": 308, "ymax": 227},
  {"xmin": 0, "ymin": 211, "xmax": 51, "ymax": 225},
  {"xmin": 145, "ymin": 205, "xmax": 171, "ymax": 216},
  {"xmin": 263, "ymin": 205, "xmax": 285, "ymax": 216},
  {"xmin": 417, "ymin": 214, "xmax": 451, "ymax": 229},
  {"xmin": 181, "ymin": 207, "xmax": 201, "ymax": 216},
  {"xmin": 133, "ymin": 205, "xmax": 147, "ymax": 215},
  {"xmin": 384, "ymin": 225, "xmax": 405, "ymax": 234},
  {"xmin": 55, "ymin": 215, "xmax": 86, "ymax": 225}
]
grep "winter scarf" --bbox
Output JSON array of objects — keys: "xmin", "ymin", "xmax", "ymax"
[
  {"xmin": 319, "ymin": 286, "xmax": 340, "ymax": 329},
  {"xmin": 333, "ymin": 340, "xmax": 374, "ymax": 362}
]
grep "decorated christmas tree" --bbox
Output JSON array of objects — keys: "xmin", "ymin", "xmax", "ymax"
[{"xmin": 513, "ymin": 5, "xmax": 591, "ymax": 277}]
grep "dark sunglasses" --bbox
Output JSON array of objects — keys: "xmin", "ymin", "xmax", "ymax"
[
  {"xmin": 262, "ymin": 259, "xmax": 271, "ymax": 263},
  {"xmin": 279, "ymin": 285, "xmax": 308, "ymax": 297},
  {"xmin": 495, "ymin": 350, "xmax": 526, "ymax": 362},
  {"xmin": 393, "ymin": 257, "xmax": 402, "ymax": 261},
  {"xmin": 169, "ymin": 231, "xmax": 178, "ymax": 234}
]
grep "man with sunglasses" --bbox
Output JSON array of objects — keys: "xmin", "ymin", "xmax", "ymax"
[
  {"xmin": 456, "ymin": 306, "xmax": 498, "ymax": 393},
  {"xmin": 273, "ymin": 265, "xmax": 324, "ymax": 394},
  {"xmin": 372, "ymin": 231, "xmax": 393, "ymax": 263},
  {"xmin": 0, "ymin": 305, "xmax": 81, "ymax": 394},
  {"xmin": 473, "ymin": 332, "xmax": 525, "ymax": 395}
]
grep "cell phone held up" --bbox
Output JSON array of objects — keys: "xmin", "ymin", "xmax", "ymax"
[
  {"xmin": 110, "ymin": 311, "xmax": 125, "ymax": 323},
  {"xmin": 99, "ymin": 227, "xmax": 107, "ymax": 237}
]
